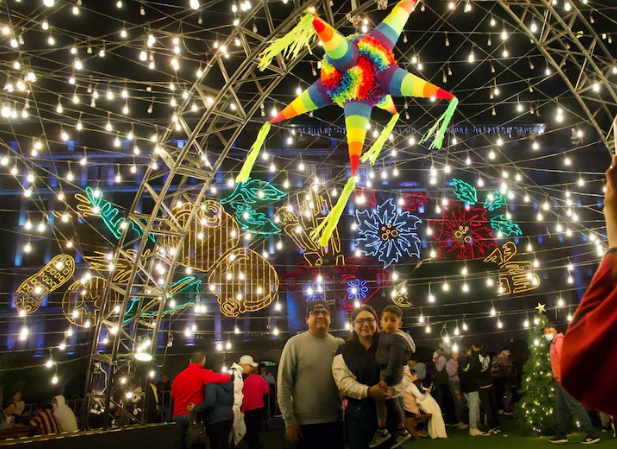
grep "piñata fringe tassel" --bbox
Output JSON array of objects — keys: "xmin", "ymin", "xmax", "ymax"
[
  {"xmin": 420, "ymin": 97, "xmax": 459, "ymax": 149},
  {"xmin": 236, "ymin": 122, "xmax": 271, "ymax": 184},
  {"xmin": 310, "ymin": 177, "xmax": 356, "ymax": 247},
  {"xmin": 361, "ymin": 113, "xmax": 399, "ymax": 165},
  {"xmin": 258, "ymin": 12, "xmax": 316, "ymax": 71}
]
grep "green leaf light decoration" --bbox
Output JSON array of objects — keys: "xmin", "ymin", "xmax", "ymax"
[
  {"xmin": 490, "ymin": 214, "xmax": 523, "ymax": 236},
  {"xmin": 221, "ymin": 178, "xmax": 287, "ymax": 236},
  {"xmin": 450, "ymin": 179, "xmax": 477, "ymax": 205},
  {"xmin": 484, "ymin": 190, "xmax": 508, "ymax": 211}
]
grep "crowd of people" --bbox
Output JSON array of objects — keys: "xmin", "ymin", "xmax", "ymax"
[
  {"xmin": 163, "ymin": 289, "xmax": 616, "ymax": 449},
  {"xmin": 0, "ymin": 392, "xmax": 78, "ymax": 436}
]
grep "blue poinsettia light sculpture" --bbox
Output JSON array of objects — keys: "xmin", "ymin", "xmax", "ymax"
[{"xmin": 355, "ymin": 198, "xmax": 422, "ymax": 268}]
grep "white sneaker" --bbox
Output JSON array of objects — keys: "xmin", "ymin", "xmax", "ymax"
[{"xmin": 469, "ymin": 428, "xmax": 487, "ymax": 437}]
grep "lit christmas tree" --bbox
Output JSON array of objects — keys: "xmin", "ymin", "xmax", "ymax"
[{"xmin": 517, "ymin": 304, "xmax": 556, "ymax": 434}]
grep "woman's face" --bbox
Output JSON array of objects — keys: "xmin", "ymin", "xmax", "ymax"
[{"xmin": 353, "ymin": 310, "xmax": 377, "ymax": 339}]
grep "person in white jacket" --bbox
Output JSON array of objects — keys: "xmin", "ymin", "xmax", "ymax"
[
  {"xmin": 401, "ymin": 370, "xmax": 447, "ymax": 439},
  {"xmin": 227, "ymin": 362, "xmax": 247, "ymax": 446},
  {"xmin": 52, "ymin": 395, "xmax": 78, "ymax": 432}
]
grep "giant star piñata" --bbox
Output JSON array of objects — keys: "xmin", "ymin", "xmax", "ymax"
[{"xmin": 237, "ymin": 0, "xmax": 458, "ymax": 246}]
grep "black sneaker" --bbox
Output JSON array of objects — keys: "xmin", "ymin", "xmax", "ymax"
[
  {"xmin": 581, "ymin": 437, "xmax": 600, "ymax": 445},
  {"xmin": 391, "ymin": 430, "xmax": 412, "ymax": 449},
  {"xmin": 369, "ymin": 429, "xmax": 391, "ymax": 448},
  {"xmin": 549, "ymin": 437, "xmax": 568, "ymax": 444}
]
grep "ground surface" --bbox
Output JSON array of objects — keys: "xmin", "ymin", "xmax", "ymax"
[{"xmin": 260, "ymin": 417, "xmax": 617, "ymax": 448}]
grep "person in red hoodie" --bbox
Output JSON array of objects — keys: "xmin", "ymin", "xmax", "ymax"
[
  {"xmin": 543, "ymin": 323, "xmax": 599, "ymax": 445},
  {"xmin": 562, "ymin": 154, "xmax": 617, "ymax": 419},
  {"xmin": 239, "ymin": 355, "xmax": 269, "ymax": 449},
  {"xmin": 171, "ymin": 351, "xmax": 231, "ymax": 449}
]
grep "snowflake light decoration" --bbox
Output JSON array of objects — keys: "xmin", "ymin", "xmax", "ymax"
[
  {"xmin": 355, "ymin": 198, "xmax": 421, "ymax": 268},
  {"xmin": 433, "ymin": 203, "xmax": 497, "ymax": 260},
  {"xmin": 347, "ymin": 279, "xmax": 369, "ymax": 303},
  {"xmin": 304, "ymin": 281, "xmax": 325, "ymax": 302}
]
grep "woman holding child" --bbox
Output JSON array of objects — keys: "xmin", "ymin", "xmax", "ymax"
[{"xmin": 332, "ymin": 305, "xmax": 414, "ymax": 449}]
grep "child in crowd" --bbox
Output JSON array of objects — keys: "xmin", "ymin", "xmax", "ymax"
[{"xmin": 370, "ymin": 305, "xmax": 416, "ymax": 448}]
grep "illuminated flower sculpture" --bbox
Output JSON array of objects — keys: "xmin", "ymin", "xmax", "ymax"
[
  {"xmin": 434, "ymin": 203, "xmax": 497, "ymax": 260},
  {"xmin": 355, "ymin": 198, "xmax": 422, "ymax": 268},
  {"xmin": 347, "ymin": 279, "xmax": 369, "ymax": 303}
]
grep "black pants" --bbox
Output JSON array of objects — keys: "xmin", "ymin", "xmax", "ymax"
[
  {"xmin": 299, "ymin": 422, "xmax": 345, "ymax": 449},
  {"xmin": 479, "ymin": 385, "xmax": 500, "ymax": 429},
  {"xmin": 174, "ymin": 415, "xmax": 200, "ymax": 449},
  {"xmin": 207, "ymin": 419, "xmax": 233, "ymax": 449},
  {"xmin": 243, "ymin": 408, "xmax": 263, "ymax": 449}
]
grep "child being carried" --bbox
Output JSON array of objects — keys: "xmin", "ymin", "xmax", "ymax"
[{"xmin": 370, "ymin": 305, "xmax": 416, "ymax": 448}]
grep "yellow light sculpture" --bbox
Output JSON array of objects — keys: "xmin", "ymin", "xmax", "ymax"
[{"xmin": 14, "ymin": 255, "xmax": 76, "ymax": 314}]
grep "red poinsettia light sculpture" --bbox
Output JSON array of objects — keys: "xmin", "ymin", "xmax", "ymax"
[{"xmin": 432, "ymin": 203, "xmax": 497, "ymax": 260}]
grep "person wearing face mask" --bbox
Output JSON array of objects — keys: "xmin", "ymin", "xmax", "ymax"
[
  {"xmin": 52, "ymin": 395, "xmax": 78, "ymax": 432},
  {"xmin": 543, "ymin": 322, "xmax": 599, "ymax": 445},
  {"xmin": 278, "ymin": 300, "xmax": 345, "ymax": 449}
]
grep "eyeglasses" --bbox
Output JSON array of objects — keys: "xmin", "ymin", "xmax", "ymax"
[
  {"xmin": 354, "ymin": 317, "xmax": 376, "ymax": 325},
  {"xmin": 310, "ymin": 310, "xmax": 330, "ymax": 317}
]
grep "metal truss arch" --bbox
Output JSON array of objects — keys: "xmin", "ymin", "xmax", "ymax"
[
  {"xmin": 497, "ymin": 0, "xmax": 617, "ymax": 151},
  {"xmin": 82, "ymin": 0, "xmax": 374, "ymax": 429}
]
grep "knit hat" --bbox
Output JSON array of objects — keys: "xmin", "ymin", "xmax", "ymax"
[
  {"xmin": 413, "ymin": 362, "xmax": 427, "ymax": 380},
  {"xmin": 543, "ymin": 321, "xmax": 556, "ymax": 330}
]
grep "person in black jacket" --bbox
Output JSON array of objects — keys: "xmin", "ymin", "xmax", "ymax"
[
  {"xmin": 187, "ymin": 380, "xmax": 234, "ymax": 449},
  {"xmin": 458, "ymin": 348, "xmax": 486, "ymax": 436},
  {"xmin": 469, "ymin": 343, "xmax": 500, "ymax": 435}
]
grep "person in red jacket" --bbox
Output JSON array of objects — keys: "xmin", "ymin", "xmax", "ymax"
[
  {"xmin": 171, "ymin": 351, "xmax": 231, "ymax": 449},
  {"xmin": 562, "ymin": 154, "xmax": 617, "ymax": 419},
  {"xmin": 239, "ymin": 355, "xmax": 269, "ymax": 449},
  {"xmin": 543, "ymin": 323, "xmax": 599, "ymax": 445}
]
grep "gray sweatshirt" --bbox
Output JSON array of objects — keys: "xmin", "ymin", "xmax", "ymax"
[{"xmin": 277, "ymin": 331, "xmax": 344, "ymax": 427}]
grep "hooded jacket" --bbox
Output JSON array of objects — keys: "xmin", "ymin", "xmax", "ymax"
[
  {"xmin": 194, "ymin": 380, "xmax": 234, "ymax": 426},
  {"xmin": 469, "ymin": 351, "xmax": 493, "ymax": 389},
  {"xmin": 52, "ymin": 395, "xmax": 78, "ymax": 432},
  {"xmin": 375, "ymin": 330, "xmax": 416, "ymax": 386}
]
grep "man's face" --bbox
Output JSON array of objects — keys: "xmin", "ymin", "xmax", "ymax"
[
  {"xmin": 5, "ymin": 404, "xmax": 16, "ymax": 416},
  {"xmin": 260, "ymin": 367, "xmax": 266, "ymax": 375},
  {"xmin": 306, "ymin": 305, "xmax": 331, "ymax": 332},
  {"xmin": 161, "ymin": 375, "xmax": 169, "ymax": 383},
  {"xmin": 543, "ymin": 328, "xmax": 557, "ymax": 336},
  {"xmin": 452, "ymin": 351, "xmax": 459, "ymax": 361},
  {"xmin": 13, "ymin": 393, "xmax": 21, "ymax": 402}
]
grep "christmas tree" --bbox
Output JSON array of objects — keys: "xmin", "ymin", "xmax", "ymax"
[{"xmin": 517, "ymin": 306, "xmax": 556, "ymax": 434}]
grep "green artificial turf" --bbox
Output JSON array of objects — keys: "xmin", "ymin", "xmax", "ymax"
[{"xmin": 260, "ymin": 417, "xmax": 616, "ymax": 448}]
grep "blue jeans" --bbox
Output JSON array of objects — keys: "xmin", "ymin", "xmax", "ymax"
[
  {"xmin": 449, "ymin": 382, "xmax": 465, "ymax": 424},
  {"xmin": 464, "ymin": 392, "xmax": 480, "ymax": 429},
  {"xmin": 555, "ymin": 386, "xmax": 598, "ymax": 440}
]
